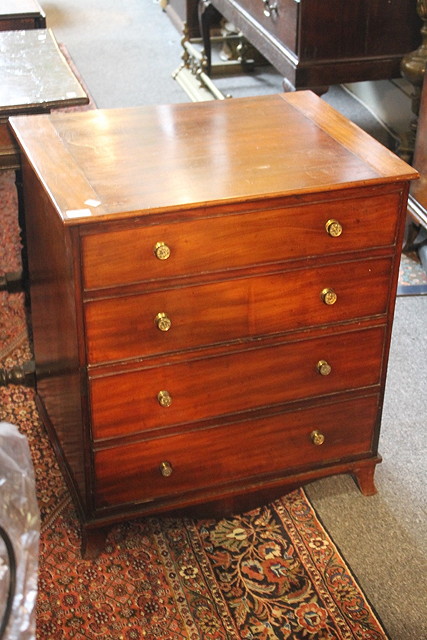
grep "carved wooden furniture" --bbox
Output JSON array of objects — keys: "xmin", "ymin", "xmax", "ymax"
[
  {"xmin": 199, "ymin": 0, "xmax": 422, "ymax": 91},
  {"xmin": 0, "ymin": 0, "xmax": 46, "ymax": 30},
  {"xmin": 10, "ymin": 92, "xmax": 417, "ymax": 557}
]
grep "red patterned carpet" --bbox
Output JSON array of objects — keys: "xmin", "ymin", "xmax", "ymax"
[
  {"xmin": 1, "ymin": 67, "xmax": 390, "ymax": 639},
  {"xmin": 0, "ymin": 171, "xmax": 31, "ymax": 369},
  {"xmin": 1, "ymin": 385, "xmax": 389, "ymax": 640}
]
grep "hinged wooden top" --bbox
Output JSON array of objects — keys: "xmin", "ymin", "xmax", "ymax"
[
  {"xmin": 10, "ymin": 92, "xmax": 418, "ymax": 224},
  {"xmin": 0, "ymin": 29, "xmax": 88, "ymax": 115},
  {"xmin": 0, "ymin": 0, "xmax": 45, "ymax": 19}
]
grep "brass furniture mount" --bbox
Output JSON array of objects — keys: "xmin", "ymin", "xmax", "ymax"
[
  {"xmin": 317, "ymin": 360, "xmax": 332, "ymax": 376},
  {"xmin": 321, "ymin": 288, "xmax": 338, "ymax": 305},
  {"xmin": 154, "ymin": 241, "xmax": 171, "ymax": 260},
  {"xmin": 160, "ymin": 461, "xmax": 173, "ymax": 477},
  {"xmin": 325, "ymin": 219, "xmax": 343, "ymax": 237},
  {"xmin": 155, "ymin": 312, "xmax": 172, "ymax": 331},
  {"xmin": 311, "ymin": 430, "xmax": 325, "ymax": 446},
  {"xmin": 262, "ymin": 0, "xmax": 278, "ymax": 18},
  {"xmin": 157, "ymin": 390, "xmax": 173, "ymax": 407}
]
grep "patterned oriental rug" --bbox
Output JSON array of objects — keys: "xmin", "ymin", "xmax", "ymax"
[
  {"xmin": 0, "ymin": 53, "xmax": 392, "ymax": 640},
  {"xmin": 1, "ymin": 387, "xmax": 389, "ymax": 640}
]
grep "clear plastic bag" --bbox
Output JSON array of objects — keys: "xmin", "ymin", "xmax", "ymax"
[{"xmin": 0, "ymin": 422, "xmax": 39, "ymax": 640}]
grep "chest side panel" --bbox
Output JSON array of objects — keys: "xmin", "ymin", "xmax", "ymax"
[{"xmin": 21, "ymin": 158, "xmax": 88, "ymax": 509}]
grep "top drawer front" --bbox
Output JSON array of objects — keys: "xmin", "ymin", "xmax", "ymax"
[
  {"xmin": 224, "ymin": 0, "xmax": 298, "ymax": 53},
  {"xmin": 81, "ymin": 192, "xmax": 400, "ymax": 290}
]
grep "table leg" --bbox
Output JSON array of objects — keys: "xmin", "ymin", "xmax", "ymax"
[{"xmin": 198, "ymin": 0, "xmax": 221, "ymax": 76}]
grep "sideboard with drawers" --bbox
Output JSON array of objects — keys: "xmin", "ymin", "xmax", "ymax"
[
  {"xmin": 198, "ymin": 0, "xmax": 421, "ymax": 91},
  {"xmin": 10, "ymin": 92, "xmax": 418, "ymax": 557}
]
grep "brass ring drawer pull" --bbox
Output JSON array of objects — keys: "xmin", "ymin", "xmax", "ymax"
[
  {"xmin": 325, "ymin": 219, "xmax": 343, "ymax": 237},
  {"xmin": 160, "ymin": 461, "xmax": 173, "ymax": 477},
  {"xmin": 157, "ymin": 390, "xmax": 172, "ymax": 407},
  {"xmin": 154, "ymin": 241, "xmax": 171, "ymax": 260},
  {"xmin": 311, "ymin": 430, "xmax": 325, "ymax": 446},
  {"xmin": 321, "ymin": 288, "xmax": 337, "ymax": 305},
  {"xmin": 262, "ymin": 0, "xmax": 278, "ymax": 17},
  {"xmin": 155, "ymin": 312, "xmax": 172, "ymax": 331},
  {"xmin": 317, "ymin": 360, "xmax": 332, "ymax": 376}
]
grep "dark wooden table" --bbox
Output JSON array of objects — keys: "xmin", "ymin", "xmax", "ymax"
[
  {"xmin": 0, "ymin": 28, "xmax": 88, "ymax": 171},
  {"xmin": 0, "ymin": 28, "xmax": 88, "ymax": 294},
  {"xmin": 0, "ymin": 0, "xmax": 46, "ymax": 30}
]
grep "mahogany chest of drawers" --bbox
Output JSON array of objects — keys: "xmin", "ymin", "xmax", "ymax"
[{"xmin": 10, "ymin": 92, "xmax": 417, "ymax": 556}]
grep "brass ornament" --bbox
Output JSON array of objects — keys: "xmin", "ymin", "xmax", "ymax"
[
  {"xmin": 325, "ymin": 219, "xmax": 343, "ymax": 237},
  {"xmin": 321, "ymin": 288, "xmax": 337, "ymax": 305},
  {"xmin": 160, "ymin": 461, "xmax": 173, "ymax": 477},
  {"xmin": 155, "ymin": 312, "xmax": 172, "ymax": 331},
  {"xmin": 262, "ymin": 0, "xmax": 278, "ymax": 17},
  {"xmin": 157, "ymin": 390, "xmax": 173, "ymax": 407},
  {"xmin": 154, "ymin": 242, "xmax": 171, "ymax": 260},
  {"xmin": 317, "ymin": 360, "xmax": 332, "ymax": 376},
  {"xmin": 311, "ymin": 430, "xmax": 325, "ymax": 446}
]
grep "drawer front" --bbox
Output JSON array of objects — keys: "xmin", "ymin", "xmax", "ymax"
[
  {"xmin": 85, "ymin": 257, "xmax": 392, "ymax": 364},
  {"xmin": 93, "ymin": 394, "xmax": 379, "ymax": 508},
  {"xmin": 219, "ymin": 0, "xmax": 298, "ymax": 53},
  {"xmin": 81, "ymin": 192, "xmax": 400, "ymax": 290},
  {"xmin": 90, "ymin": 326, "xmax": 385, "ymax": 440},
  {"xmin": 0, "ymin": 18, "xmax": 39, "ymax": 30}
]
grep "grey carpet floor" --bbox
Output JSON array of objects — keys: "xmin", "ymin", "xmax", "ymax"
[{"xmin": 38, "ymin": 1, "xmax": 427, "ymax": 637}]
